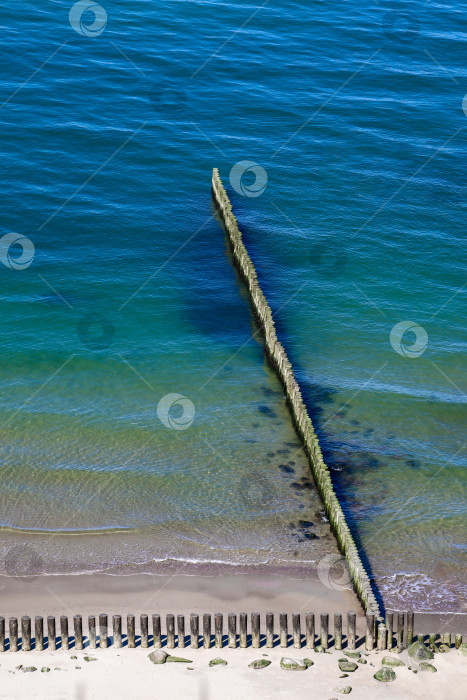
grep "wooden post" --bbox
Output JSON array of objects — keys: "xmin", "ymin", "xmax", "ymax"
[
  {"xmin": 202, "ymin": 614, "xmax": 210, "ymax": 649},
  {"xmin": 321, "ymin": 613, "xmax": 329, "ymax": 650},
  {"xmin": 347, "ymin": 611, "xmax": 356, "ymax": 650},
  {"xmin": 428, "ymin": 633, "xmax": 436, "ymax": 650},
  {"xmin": 60, "ymin": 616, "xmax": 69, "ymax": 651},
  {"xmin": 21, "ymin": 616, "xmax": 31, "ymax": 652},
  {"xmin": 113, "ymin": 615, "xmax": 122, "ymax": 649},
  {"xmin": 406, "ymin": 611, "xmax": 414, "ymax": 647},
  {"xmin": 127, "ymin": 615, "xmax": 135, "ymax": 648},
  {"xmin": 292, "ymin": 613, "xmax": 301, "ymax": 649},
  {"xmin": 251, "ymin": 613, "xmax": 260, "ymax": 649},
  {"xmin": 215, "ymin": 613, "xmax": 223, "ymax": 648},
  {"xmin": 190, "ymin": 614, "xmax": 199, "ymax": 649},
  {"xmin": 397, "ymin": 613, "xmax": 404, "ymax": 649},
  {"xmin": 279, "ymin": 612, "xmax": 287, "ymax": 648},
  {"xmin": 442, "ymin": 632, "xmax": 451, "ymax": 648},
  {"xmin": 166, "ymin": 614, "xmax": 175, "ymax": 649},
  {"xmin": 99, "ymin": 614, "xmax": 108, "ymax": 649},
  {"xmin": 73, "ymin": 615, "xmax": 83, "ymax": 651},
  {"xmin": 228, "ymin": 613, "xmax": 236, "ymax": 648},
  {"xmin": 140, "ymin": 614, "xmax": 148, "ymax": 648},
  {"xmin": 455, "ymin": 634, "xmax": 462, "ymax": 649},
  {"xmin": 305, "ymin": 613, "xmax": 314, "ymax": 649},
  {"xmin": 239, "ymin": 612, "xmax": 247, "ymax": 648},
  {"xmin": 377, "ymin": 623, "xmax": 387, "ymax": 651},
  {"xmin": 9, "ymin": 618, "xmax": 18, "ymax": 652},
  {"xmin": 178, "ymin": 614, "xmax": 186, "ymax": 648},
  {"xmin": 153, "ymin": 614, "xmax": 161, "ymax": 649},
  {"xmin": 334, "ymin": 613, "xmax": 342, "ymax": 651},
  {"xmin": 47, "ymin": 616, "xmax": 56, "ymax": 651},
  {"xmin": 266, "ymin": 612, "xmax": 274, "ymax": 649},
  {"xmin": 0, "ymin": 617, "xmax": 5, "ymax": 652},
  {"xmin": 386, "ymin": 612, "xmax": 393, "ymax": 650},
  {"xmin": 365, "ymin": 613, "xmax": 375, "ymax": 651},
  {"xmin": 88, "ymin": 616, "xmax": 96, "ymax": 649}
]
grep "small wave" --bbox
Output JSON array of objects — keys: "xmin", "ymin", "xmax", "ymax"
[{"xmin": 379, "ymin": 571, "xmax": 464, "ymax": 613}]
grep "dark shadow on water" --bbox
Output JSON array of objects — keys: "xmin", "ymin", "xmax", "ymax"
[{"xmin": 179, "ymin": 196, "xmax": 256, "ymax": 344}]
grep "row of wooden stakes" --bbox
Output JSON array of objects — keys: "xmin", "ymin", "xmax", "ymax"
[{"xmin": 0, "ymin": 611, "xmax": 462, "ymax": 652}]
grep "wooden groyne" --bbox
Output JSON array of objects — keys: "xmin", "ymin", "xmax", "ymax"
[
  {"xmin": 0, "ymin": 610, "xmax": 461, "ymax": 651},
  {"xmin": 211, "ymin": 168, "xmax": 380, "ymax": 619}
]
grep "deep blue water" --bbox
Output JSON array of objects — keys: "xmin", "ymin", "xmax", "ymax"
[{"xmin": 0, "ymin": 1, "xmax": 465, "ymax": 612}]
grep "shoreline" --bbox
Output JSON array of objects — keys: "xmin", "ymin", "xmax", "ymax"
[{"xmin": 1, "ymin": 570, "xmax": 465, "ymax": 635}]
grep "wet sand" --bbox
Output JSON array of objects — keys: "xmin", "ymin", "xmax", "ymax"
[{"xmin": 0, "ymin": 568, "xmax": 362, "ymax": 621}]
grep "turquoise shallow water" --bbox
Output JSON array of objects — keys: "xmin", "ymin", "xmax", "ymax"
[{"xmin": 0, "ymin": 1, "xmax": 465, "ymax": 612}]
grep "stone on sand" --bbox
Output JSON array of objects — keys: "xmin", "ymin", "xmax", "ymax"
[
  {"xmin": 148, "ymin": 650, "xmax": 168, "ymax": 665},
  {"xmin": 382, "ymin": 656, "xmax": 405, "ymax": 667},
  {"xmin": 280, "ymin": 657, "xmax": 307, "ymax": 671},
  {"xmin": 408, "ymin": 641, "xmax": 434, "ymax": 663},
  {"xmin": 419, "ymin": 662, "xmax": 437, "ymax": 672},
  {"xmin": 374, "ymin": 667, "xmax": 396, "ymax": 682},
  {"xmin": 209, "ymin": 658, "xmax": 228, "ymax": 667},
  {"xmin": 248, "ymin": 659, "xmax": 271, "ymax": 669}
]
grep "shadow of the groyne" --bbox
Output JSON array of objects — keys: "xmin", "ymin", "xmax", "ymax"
[{"xmin": 181, "ymin": 195, "xmax": 254, "ymax": 342}]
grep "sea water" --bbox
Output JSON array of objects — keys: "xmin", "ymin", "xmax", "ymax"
[{"xmin": 0, "ymin": 1, "xmax": 465, "ymax": 612}]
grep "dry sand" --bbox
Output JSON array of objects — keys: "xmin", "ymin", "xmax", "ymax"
[{"xmin": 2, "ymin": 641, "xmax": 466, "ymax": 700}]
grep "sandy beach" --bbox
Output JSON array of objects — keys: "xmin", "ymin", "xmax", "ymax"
[{"xmin": 2, "ymin": 637, "xmax": 466, "ymax": 700}]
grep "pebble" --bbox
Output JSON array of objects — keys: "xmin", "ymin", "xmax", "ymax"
[
  {"xmin": 209, "ymin": 658, "xmax": 227, "ymax": 667},
  {"xmin": 374, "ymin": 667, "xmax": 396, "ymax": 682},
  {"xmin": 419, "ymin": 662, "xmax": 437, "ymax": 672},
  {"xmin": 343, "ymin": 651, "xmax": 360, "ymax": 659},
  {"xmin": 249, "ymin": 659, "xmax": 271, "ymax": 669},
  {"xmin": 280, "ymin": 657, "xmax": 307, "ymax": 671},
  {"xmin": 381, "ymin": 656, "xmax": 404, "ymax": 667},
  {"xmin": 338, "ymin": 660, "xmax": 357, "ymax": 672}
]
